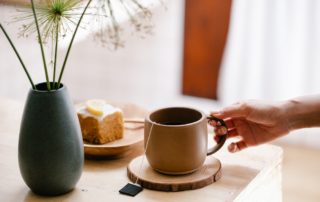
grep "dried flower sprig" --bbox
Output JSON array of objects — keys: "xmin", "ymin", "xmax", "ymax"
[
  {"xmin": 1, "ymin": 0, "xmax": 93, "ymax": 91},
  {"xmin": 14, "ymin": 0, "xmax": 83, "ymax": 43},
  {"xmin": 120, "ymin": 0, "xmax": 153, "ymax": 36},
  {"xmin": 92, "ymin": 0, "xmax": 154, "ymax": 49},
  {"xmin": 14, "ymin": 0, "xmax": 85, "ymax": 89},
  {"xmin": 1, "ymin": 0, "xmax": 156, "ymax": 90},
  {"xmin": 16, "ymin": 0, "xmax": 155, "ymax": 51}
]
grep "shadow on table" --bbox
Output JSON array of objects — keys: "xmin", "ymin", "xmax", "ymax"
[
  {"xmin": 83, "ymin": 143, "xmax": 144, "ymax": 172},
  {"xmin": 22, "ymin": 188, "xmax": 78, "ymax": 202}
]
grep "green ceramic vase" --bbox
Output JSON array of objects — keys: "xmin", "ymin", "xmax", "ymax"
[{"xmin": 18, "ymin": 82, "xmax": 84, "ymax": 196}]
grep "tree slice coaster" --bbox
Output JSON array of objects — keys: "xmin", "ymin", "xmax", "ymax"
[{"xmin": 127, "ymin": 155, "xmax": 222, "ymax": 192}]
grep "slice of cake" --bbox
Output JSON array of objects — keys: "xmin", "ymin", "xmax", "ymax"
[{"xmin": 77, "ymin": 100, "xmax": 124, "ymax": 144}]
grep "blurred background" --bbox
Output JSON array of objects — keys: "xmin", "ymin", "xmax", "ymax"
[{"xmin": 1, "ymin": 0, "xmax": 320, "ymax": 201}]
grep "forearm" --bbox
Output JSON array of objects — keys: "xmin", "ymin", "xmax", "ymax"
[{"xmin": 283, "ymin": 94, "xmax": 320, "ymax": 131}]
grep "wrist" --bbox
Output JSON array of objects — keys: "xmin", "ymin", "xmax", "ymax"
[
  {"xmin": 281, "ymin": 99, "xmax": 302, "ymax": 131},
  {"xmin": 282, "ymin": 96, "xmax": 320, "ymax": 131}
]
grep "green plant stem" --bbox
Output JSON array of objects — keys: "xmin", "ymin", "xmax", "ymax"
[
  {"xmin": 57, "ymin": 0, "xmax": 92, "ymax": 88},
  {"xmin": 31, "ymin": 0, "xmax": 51, "ymax": 91},
  {"xmin": 57, "ymin": 0, "xmax": 93, "ymax": 88},
  {"xmin": 0, "ymin": 23, "xmax": 36, "ymax": 90},
  {"xmin": 53, "ymin": 24, "xmax": 59, "ymax": 89}
]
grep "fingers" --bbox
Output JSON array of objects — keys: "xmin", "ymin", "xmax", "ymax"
[
  {"xmin": 228, "ymin": 141, "xmax": 248, "ymax": 153},
  {"xmin": 214, "ymin": 127, "xmax": 238, "ymax": 137},
  {"xmin": 209, "ymin": 113, "xmax": 249, "ymax": 153},
  {"xmin": 214, "ymin": 126, "xmax": 228, "ymax": 136},
  {"xmin": 213, "ymin": 128, "xmax": 238, "ymax": 144},
  {"xmin": 213, "ymin": 125, "xmax": 249, "ymax": 153},
  {"xmin": 210, "ymin": 118, "xmax": 236, "ymax": 139},
  {"xmin": 209, "ymin": 118, "xmax": 235, "ymax": 129},
  {"xmin": 208, "ymin": 119, "xmax": 221, "ymax": 127},
  {"xmin": 211, "ymin": 102, "xmax": 250, "ymax": 119},
  {"xmin": 226, "ymin": 128, "xmax": 238, "ymax": 138},
  {"xmin": 214, "ymin": 135, "xmax": 248, "ymax": 153},
  {"xmin": 211, "ymin": 104, "xmax": 251, "ymax": 153}
]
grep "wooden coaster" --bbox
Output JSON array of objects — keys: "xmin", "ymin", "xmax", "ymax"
[{"xmin": 127, "ymin": 155, "xmax": 222, "ymax": 192}]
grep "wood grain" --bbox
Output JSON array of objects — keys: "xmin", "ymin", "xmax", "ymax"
[{"xmin": 127, "ymin": 155, "xmax": 222, "ymax": 192}]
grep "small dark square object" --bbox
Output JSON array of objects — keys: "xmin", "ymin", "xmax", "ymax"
[{"xmin": 119, "ymin": 183, "xmax": 143, "ymax": 197}]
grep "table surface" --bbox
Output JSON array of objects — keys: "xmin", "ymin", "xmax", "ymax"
[{"xmin": 0, "ymin": 98, "xmax": 283, "ymax": 202}]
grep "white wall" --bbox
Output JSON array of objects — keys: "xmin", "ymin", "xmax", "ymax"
[
  {"xmin": 0, "ymin": 0, "xmax": 221, "ymax": 112},
  {"xmin": 1, "ymin": 0, "xmax": 320, "ymax": 148}
]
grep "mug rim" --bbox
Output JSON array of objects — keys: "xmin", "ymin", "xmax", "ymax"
[{"xmin": 145, "ymin": 106, "xmax": 206, "ymax": 127}]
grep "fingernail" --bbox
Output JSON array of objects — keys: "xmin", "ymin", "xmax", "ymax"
[
  {"xmin": 210, "ymin": 120, "xmax": 217, "ymax": 126},
  {"xmin": 218, "ymin": 126, "xmax": 227, "ymax": 135},
  {"xmin": 228, "ymin": 143, "xmax": 239, "ymax": 153}
]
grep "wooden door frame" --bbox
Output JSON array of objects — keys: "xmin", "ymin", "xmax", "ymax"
[{"xmin": 182, "ymin": 0, "xmax": 232, "ymax": 100}]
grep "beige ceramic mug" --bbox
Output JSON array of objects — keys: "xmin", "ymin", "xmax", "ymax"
[{"xmin": 144, "ymin": 107, "xmax": 227, "ymax": 175}]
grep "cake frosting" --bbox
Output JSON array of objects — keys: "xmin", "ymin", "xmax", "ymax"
[{"xmin": 77, "ymin": 101, "xmax": 124, "ymax": 144}]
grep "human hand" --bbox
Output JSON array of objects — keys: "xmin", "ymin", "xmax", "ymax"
[{"xmin": 209, "ymin": 100, "xmax": 290, "ymax": 153}]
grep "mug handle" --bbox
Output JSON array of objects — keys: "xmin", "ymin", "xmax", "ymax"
[{"xmin": 206, "ymin": 116, "xmax": 227, "ymax": 156}]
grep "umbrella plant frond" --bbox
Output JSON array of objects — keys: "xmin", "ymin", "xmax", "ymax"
[{"xmin": 14, "ymin": 0, "xmax": 83, "ymax": 43}]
